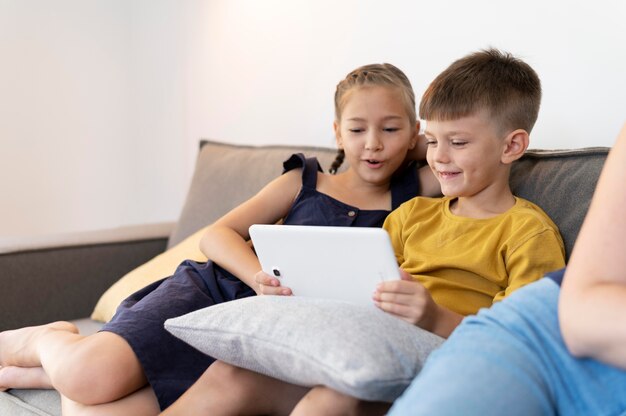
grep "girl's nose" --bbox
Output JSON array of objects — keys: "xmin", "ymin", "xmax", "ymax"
[{"xmin": 364, "ymin": 133, "xmax": 383, "ymax": 151}]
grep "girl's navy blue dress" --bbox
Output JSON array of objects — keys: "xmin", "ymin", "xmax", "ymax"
[{"xmin": 101, "ymin": 154, "xmax": 420, "ymax": 409}]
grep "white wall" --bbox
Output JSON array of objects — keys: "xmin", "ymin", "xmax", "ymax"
[
  {"xmin": 2, "ymin": 0, "xmax": 625, "ymax": 238},
  {"xmin": 190, "ymin": 0, "xmax": 626, "ymax": 152},
  {"xmin": 0, "ymin": 0, "xmax": 187, "ymax": 237}
]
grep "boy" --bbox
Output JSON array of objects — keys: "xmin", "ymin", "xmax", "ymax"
[
  {"xmin": 161, "ymin": 48, "xmax": 566, "ymax": 415},
  {"xmin": 387, "ymin": 125, "xmax": 626, "ymax": 415}
]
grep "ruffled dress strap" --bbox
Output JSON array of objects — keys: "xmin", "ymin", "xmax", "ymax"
[{"xmin": 282, "ymin": 153, "xmax": 323, "ymax": 189}]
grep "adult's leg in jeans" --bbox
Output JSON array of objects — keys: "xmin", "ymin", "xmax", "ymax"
[
  {"xmin": 0, "ymin": 322, "xmax": 146, "ymax": 405},
  {"xmin": 390, "ymin": 277, "xmax": 626, "ymax": 415},
  {"xmin": 389, "ymin": 280, "xmax": 557, "ymax": 416}
]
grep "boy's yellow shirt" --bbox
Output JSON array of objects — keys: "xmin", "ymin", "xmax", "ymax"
[{"xmin": 383, "ymin": 196, "xmax": 566, "ymax": 316}]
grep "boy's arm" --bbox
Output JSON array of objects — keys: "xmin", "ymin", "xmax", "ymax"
[
  {"xmin": 380, "ymin": 199, "xmax": 460, "ymax": 338},
  {"xmin": 427, "ymin": 303, "xmax": 465, "ymax": 338},
  {"xmin": 378, "ymin": 236, "xmax": 566, "ymax": 338},
  {"xmin": 374, "ymin": 270, "xmax": 464, "ymax": 338},
  {"xmin": 559, "ymin": 123, "xmax": 626, "ymax": 369},
  {"xmin": 494, "ymin": 229, "xmax": 566, "ymax": 302}
]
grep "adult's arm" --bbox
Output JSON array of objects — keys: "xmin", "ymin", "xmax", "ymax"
[{"xmin": 559, "ymin": 123, "xmax": 626, "ymax": 369}]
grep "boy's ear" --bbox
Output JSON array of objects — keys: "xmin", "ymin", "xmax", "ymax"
[
  {"xmin": 333, "ymin": 121, "xmax": 343, "ymax": 149},
  {"xmin": 501, "ymin": 129, "xmax": 529, "ymax": 164}
]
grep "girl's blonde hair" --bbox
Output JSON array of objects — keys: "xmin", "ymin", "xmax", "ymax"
[{"xmin": 330, "ymin": 63, "xmax": 416, "ymax": 174}]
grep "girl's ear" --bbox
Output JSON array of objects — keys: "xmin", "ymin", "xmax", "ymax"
[
  {"xmin": 334, "ymin": 121, "xmax": 343, "ymax": 149},
  {"xmin": 501, "ymin": 129, "xmax": 529, "ymax": 164}
]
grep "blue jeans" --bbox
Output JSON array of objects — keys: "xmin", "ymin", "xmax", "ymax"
[{"xmin": 389, "ymin": 278, "xmax": 626, "ymax": 416}]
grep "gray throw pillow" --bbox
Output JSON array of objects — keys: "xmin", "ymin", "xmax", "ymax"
[{"xmin": 164, "ymin": 295, "xmax": 444, "ymax": 402}]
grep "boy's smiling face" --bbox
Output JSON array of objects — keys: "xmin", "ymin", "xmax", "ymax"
[{"xmin": 424, "ymin": 111, "xmax": 512, "ymax": 205}]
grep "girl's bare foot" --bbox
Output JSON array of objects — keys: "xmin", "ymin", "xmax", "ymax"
[
  {"xmin": 0, "ymin": 321, "xmax": 78, "ymax": 368},
  {"xmin": 0, "ymin": 365, "xmax": 52, "ymax": 391}
]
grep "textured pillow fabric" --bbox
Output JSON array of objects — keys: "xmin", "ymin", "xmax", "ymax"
[
  {"xmin": 168, "ymin": 140, "xmax": 341, "ymax": 248},
  {"xmin": 165, "ymin": 295, "xmax": 444, "ymax": 402},
  {"xmin": 91, "ymin": 226, "xmax": 209, "ymax": 322}
]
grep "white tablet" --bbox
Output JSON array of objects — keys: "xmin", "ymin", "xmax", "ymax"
[{"xmin": 249, "ymin": 224, "xmax": 401, "ymax": 306}]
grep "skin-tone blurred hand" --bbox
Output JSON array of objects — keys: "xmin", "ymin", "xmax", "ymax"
[
  {"xmin": 404, "ymin": 133, "xmax": 428, "ymax": 161},
  {"xmin": 405, "ymin": 133, "xmax": 441, "ymax": 198},
  {"xmin": 254, "ymin": 270, "xmax": 293, "ymax": 296},
  {"xmin": 373, "ymin": 269, "xmax": 463, "ymax": 338}
]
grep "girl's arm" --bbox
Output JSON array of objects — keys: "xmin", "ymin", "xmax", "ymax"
[
  {"xmin": 559, "ymin": 123, "xmax": 626, "ymax": 369},
  {"xmin": 198, "ymin": 170, "xmax": 302, "ymax": 292}
]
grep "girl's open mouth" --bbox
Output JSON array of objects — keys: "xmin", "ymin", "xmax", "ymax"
[{"xmin": 364, "ymin": 159, "xmax": 383, "ymax": 168}]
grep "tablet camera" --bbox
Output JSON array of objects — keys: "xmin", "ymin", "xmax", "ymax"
[{"xmin": 272, "ymin": 268, "xmax": 281, "ymax": 277}]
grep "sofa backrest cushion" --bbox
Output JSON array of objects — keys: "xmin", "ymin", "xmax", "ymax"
[
  {"xmin": 510, "ymin": 147, "xmax": 609, "ymax": 260},
  {"xmin": 168, "ymin": 140, "xmax": 339, "ymax": 248},
  {"xmin": 169, "ymin": 140, "xmax": 609, "ymax": 261}
]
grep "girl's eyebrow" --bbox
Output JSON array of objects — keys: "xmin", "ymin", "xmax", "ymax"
[{"xmin": 346, "ymin": 115, "xmax": 404, "ymax": 122}]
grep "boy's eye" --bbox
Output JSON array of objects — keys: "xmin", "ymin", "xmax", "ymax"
[
  {"xmin": 425, "ymin": 139, "xmax": 437, "ymax": 146},
  {"xmin": 383, "ymin": 127, "xmax": 400, "ymax": 132},
  {"xmin": 348, "ymin": 128, "xmax": 364, "ymax": 133},
  {"xmin": 451, "ymin": 140, "xmax": 468, "ymax": 146}
]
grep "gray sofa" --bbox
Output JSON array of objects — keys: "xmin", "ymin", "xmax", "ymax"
[{"xmin": 0, "ymin": 140, "xmax": 610, "ymax": 415}]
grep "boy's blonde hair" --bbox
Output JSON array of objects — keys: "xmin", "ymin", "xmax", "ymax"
[
  {"xmin": 419, "ymin": 48, "xmax": 541, "ymax": 135},
  {"xmin": 330, "ymin": 63, "xmax": 416, "ymax": 174}
]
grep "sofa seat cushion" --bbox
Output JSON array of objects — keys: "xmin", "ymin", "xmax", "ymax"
[{"xmin": 0, "ymin": 390, "xmax": 60, "ymax": 416}]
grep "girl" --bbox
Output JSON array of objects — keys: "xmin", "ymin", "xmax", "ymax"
[{"xmin": 0, "ymin": 63, "xmax": 436, "ymax": 415}]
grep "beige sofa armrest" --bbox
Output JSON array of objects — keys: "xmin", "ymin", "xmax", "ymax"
[{"xmin": 0, "ymin": 222, "xmax": 174, "ymax": 331}]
